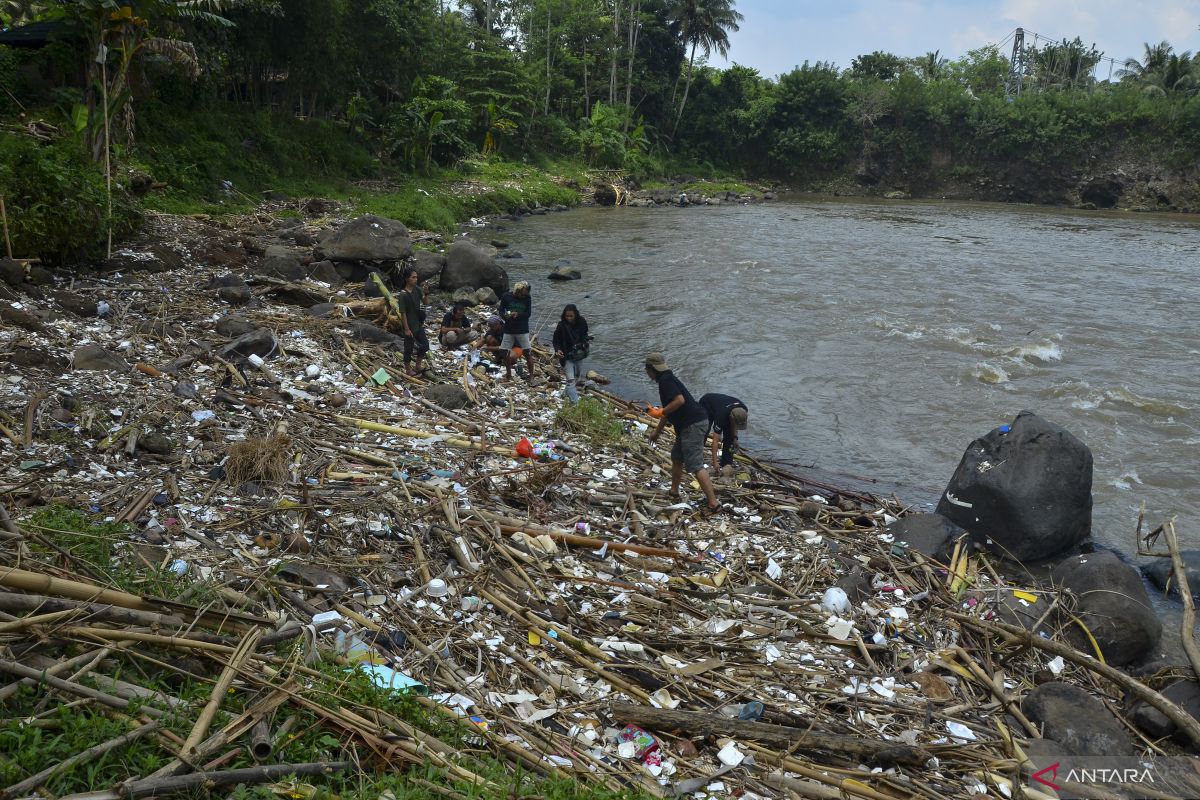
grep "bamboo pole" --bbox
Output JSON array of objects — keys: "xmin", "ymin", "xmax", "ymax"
[
  {"xmin": 179, "ymin": 628, "xmax": 263, "ymax": 761},
  {"xmin": 1, "ymin": 720, "xmax": 160, "ymax": 799},
  {"xmin": 0, "ymin": 195, "xmax": 12, "ymax": 260},
  {"xmin": 0, "ymin": 658, "xmax": 164, "ymax": 719},
  {"xmin": 335, "ymin": 415, "xmax": 509, "ymax": 454}
]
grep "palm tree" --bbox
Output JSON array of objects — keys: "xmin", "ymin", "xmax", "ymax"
[
  {"xmin": 670, "ymin": 0, "xmax": 742, "ymax": 136},
  {"xmin": 1118, "ymin": 41, "xmax": 1198, "ymax": 95},
  {"xmin": 913, "ymin": 50, "xmax": 948, "ymax": 81}
]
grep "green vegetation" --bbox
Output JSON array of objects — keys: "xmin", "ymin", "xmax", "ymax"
[
  {"xmin": 27, "ymin": 506, "xmax": 197, "ymax": 598},
  {"xmin": 0, "ymin": 650, "xmax": 649, "ymax": 800},
  {"xmin": 556, "ymin": 396, "xmax": 626, "ymax": 445},
  {"xmin": 2, "ymin": 2, "xmax": 1200, "ymax": 261}
]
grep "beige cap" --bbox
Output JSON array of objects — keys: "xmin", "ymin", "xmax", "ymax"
[
  {"xmin": 513, "ymin": 280, "xmax": 530, "ymax": 291},
  {"xmin": 644, "ymin": 352, "xmax": 669, "ymax": 372},
  {"xmin": 729, "ymin": 406, "xmax": 748, "ymax": 430}
]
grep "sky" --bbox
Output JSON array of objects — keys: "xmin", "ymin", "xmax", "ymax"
[{"xmin": 714, "ymin": 0, "xmax": 1200, "ymax": 78}]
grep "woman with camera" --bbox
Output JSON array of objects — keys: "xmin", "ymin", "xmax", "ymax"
[{"xmin": 552, "ymin": 304, "xmax": 591, "ymax": 403}]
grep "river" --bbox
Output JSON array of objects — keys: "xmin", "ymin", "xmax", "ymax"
[{"xmin": 492, "ymin": 196, "xmax": 1200, "ymax": 558}]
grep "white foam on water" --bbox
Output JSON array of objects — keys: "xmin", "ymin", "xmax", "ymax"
[
  {"xmin": 1007, "ymin": 340, "xmax": 1063, "ymax": 363},
  {"xmin": 971, "ymin": 362, "xmax": 1010, "ymax": 385},
  {"xmin": 1110, "ymin": 471, "xmax": 1144, "ymax": 491}
]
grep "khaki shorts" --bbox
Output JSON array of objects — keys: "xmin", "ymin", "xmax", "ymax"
[{"xmin": 671, "ymin": 420, "xmax": 709, "ymax": 474}]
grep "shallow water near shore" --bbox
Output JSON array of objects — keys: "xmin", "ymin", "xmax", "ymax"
[{"xmin": 496, "ymin": 197, "xmax": 1200, "ymax": 568}]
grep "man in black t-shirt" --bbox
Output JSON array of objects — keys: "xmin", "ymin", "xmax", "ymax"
[
  {"xmin": 498, "ymin": 281, "xmax": 534, "ymax": 379},
  {"xmin": 440, "ymin": 301, "xmax": 475, "ymax": 348},
  {"xmin": 699, "ymin": 393, "xmax": 748, "ymax": 473},
  {"xmin": 644, "ymin": 352, "xmax": 720, "ymax": 514}
]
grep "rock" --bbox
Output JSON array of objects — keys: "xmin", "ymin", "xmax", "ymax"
[
  {"xmin": 9, "ymin": 345, "xmax": 50, "ymax": 366},
  {"xmin": 886, "ymin": 513, "xmax": 964, "ymax": 561},
  {"xmin": 1129, "ymin": 680, "xmax": 1200, "ymax": 740},
  {"xmin": 218, "ymin": 285, "xmax": 253, "ymax": 305},
  {"xmin": 474, "ymin": 287, "xmax": 498, "ymax": 305},
  {"xmin": 594, "ymin": 184, "xmax": 618, "ymax": 206},
  {"xmin": 173, "ymin": 381, "xmax": 199, "ymax": 399},
  {"xmin": 317, "ymin": 214, "xmax": 412, "ymax": 262},
  {"xmin": 215, "ymin": 315, "xmax": 258, "ymax": 339},
  {"xmin": 208, "ymin": 274, "xmax": 247, "ymax": 289},
  {"xmin": 1143, "ymin": 550, "xmax": 1200, "ymax": 599},
  {"xmin": 136, "ymin": 320, "xmax": 185, "ymax": 339},
  {"xmin": 1080, "ymin": 177, "xmax": 1123, "ymax": 209},
  {"xmin": 413, "ymin": 250, "xmax": 447, "ymax": 282},
  {"xmin": 0, "ymin": 303, "xmax": 45, "ymax": 333},
  {"xmin": 834, "ymin": 567, "xmax": 872, "ymax": 606},
  {"xmin": 268, "ymin": 285, "xmax": 326, "ymax": 307},
  {"xmin": 440, "ymin": 240, "xmax": 509, "ymax": 295},
  {"xmin": 258, "ymin": 253, "xmax": 305, "ymax": 281},
  {"xmin": 138, "ymin": 431, "xmax": 175, "ymax": 455},
  {"xmin": 453, "ymin": 286, "xmax": 478, "ymax": 304},
  {"xmin": 304, "ymin": 303, "xmax": 340, "ymax": 319},
  {"xmin": 994, "ymin": 588, "xmax": 1055, "ymax": 633},
  {"xmin": 1022, "ymin": 682, "xmax": 1134, "ymax": 757},
  {"xmin": 936, "ymin": 411, "xmax": 1092, "ymax": 562},
  {"xmin": 548, "ymin": 266, "xmax": 582, "ymax": 281},
  {"xmin": 763, "ymin": 191, "xmax": 776, "ymax": 200},
  {"xmin": 328, "ymin": 393, "xmax": 348, "ymax": 408},
  {"xmin": 0, "ymin": 257, "xmax": 26, "ymax": 286},
  {"xmin": 498, "ymin": 250, "xmax": 523, "ymax": 259},
  {"xmin": 72, "ymin": 345, "xmax": 130, "ymax": 372},
  {"xmin": 1053, "ymin": 550, "xmax": 1161, "ymax": 665},
  {"xmin": 53, "ymin": 290, "xmax": 99, "ymax": 317},
  {"xmin": 218, "ymin": 328, "xmax": 276, "ymax": 360},
  {"xmin": 341, "ymin": 321, "xmax": 403, "ymax": 347},
  {"xmin": 424, "ymin": 383, "xmax": 471, "ymax": 410},
  {"xmin": 308, "ymin": 260, "xmax": 344, "ymax": 286},
  {"xmin": 491, "ymin": 240, "xmax": 509, "ymax": 249}
]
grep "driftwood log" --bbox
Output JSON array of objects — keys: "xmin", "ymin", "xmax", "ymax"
[{"xmin": 608, "ymin": 703, "xmax": 932, "ymax": 767}]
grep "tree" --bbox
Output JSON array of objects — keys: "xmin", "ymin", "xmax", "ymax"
[
  {"xmin": 1030, "ymin": 37, "xmax": 1101, "ymax": 92},
  {"xmin": 670, "ymin": 0, "xmax": 741, "ymax": 135},
  {"xmin": 849, "ymin": 51, "xmax": 908, "ymax": 82},
  {"xmin": 911, "ymin": 50, "xmax": 947, "ymax": 81},
  {"xmin": 1118, "ymin": 41, "xmax": 1197, "ymax": 96}
]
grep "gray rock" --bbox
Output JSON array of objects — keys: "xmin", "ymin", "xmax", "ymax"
[
  {"xmin": 887, "ymin": 513, "xmax": 964, "ymax": 561},
  {"xmin": 413, "ymin": 250, "xmax": 447, "ymax": 282},
  {"xmin": 0, "ymin": 257, "xmax": 25, "ymax": 286},
  {"xmin": 548, "ymin": 266, "xmax": 582, "ymax": 281},
  {"xmin": 305, "ymin": 303, "xmax": 340, "ymax": 319},
  {"xmin": 936, "ymin": 411, "xmax": 1093, "ymax": 562},
  {"xmin": 474, "ymin": 287, "xmax": 499, "ymax": 305},
  {"xmin": 215, "ymin": 315, "xmax": 257, "ymax": 339},
  {"xmin": 258, "ymin": 253, "xmax": 305, "ymax": 281},
  {"xmin": 307, "ymin": 260, "xmax": 344, "ymax": 286},
  {"xmin": 594, "ymin": 184, "xmax": 618, "ymax": 206},
  {"xmin": 72, "ymin": 345, "xmax": 130, "ymax": 372},
  {"xmin": 1022, "ymin": 682, "xmax": 1134, "ymax": 757},
  {"xmin": 342, "ymin": 321, "xmax": 403, "ymax": 348},
  {"xmin": 491, "ymin": 240, "xmax": 509, "ymax": 249},
  {"xmin": 441, "ymin": 240, "xmax": 509, "ymax": 294},
  {"xmin": 218, "ymin": 285, "xmax": 252, "ymax": 305},
  {"xmin": 268, "ymin": 285, "xmax": 326, "ymax": 307},
  {"xmin": 1129, "ymin": 680, "xmax": 1200, "ymax": 740},
  {"xmin": 138, "ymin": 431, "xmax": 175, "ymax": 455},
  {"xmin": 835, "ymin": 567, "xmax": 873, "ymax": 606},
  {"xmin": 136, "ymin": 320, "xmax": 185, "ymax": 339},
  {"xmin": 1142, "ymin": 550, "xmax": 1200, "ymax": 599},
  {"xmin": 53, "ymin": 291, "xmax": 99, "ymax": 317},
  {"xmin": 218, "ymin": 328, "xmax": 276, "ymax": 360},
  {"xmin": 1054, "ymin": 551, "xmax": 1161, "ymax": 666},
  {"xmin": 452, "ymin": 286, "xmax": 478, "ymax": 304},
  {"xmin": 173, "ymin": 381, "xmax": 199, "ymax": 399},
  {"xmin": 424, "ymin": 383, "xmax": 472, "ymax": 410},
  {"xmin": 317, "ymin": 214, "xmax": 412, "ymax": 262},
  {"xmin": 0, "ymin": 303, "xmax": 46, "ymax": 332},
  {"xmin": 498, "ymin": 250, "xmax": 523, "ymax": 259}
]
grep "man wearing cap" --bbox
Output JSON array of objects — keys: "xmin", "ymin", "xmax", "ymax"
[
  {"xmin": 644, "ymin": 353, "xmax": 720, "ymax": 514},
  {"xmin": 699, "ymin": 393, "xmax": 748, "ymax": 475},
  {"xmin": 499, "ymin": 281, "xmax": 534, "ymax": 379}
]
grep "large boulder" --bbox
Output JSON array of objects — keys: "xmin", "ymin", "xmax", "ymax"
[
  {"xmin": 474, "ymin": 287, "xmax": 499, "ymax": 305},
  {"xmin": 215, "ymin": 315, "xmax": 258, "ymax": 339},
  {"xmin": 72, "ymin": 345, "xmax": 130, "ymax": 372},
  {"xmin": 317, "ymin": 215, "xmax": 412, "ymax": 262},
  {"xmin": 1022, "ymin": 682, "xmax": 1134, "ymax": 757},
  {"xmin": 413, "ymin": 250, "xmax": 447, "ymax": 282},
  {"xmin": 440, "ymin": 240, "xmax": 509, "ymax": 295},
  {"xmin": 1142, "ymin": 550, "xmax": 1200, "ymax": 599},
  {"xmin": 341, "ymin": 321, "xmax": 404, "ymax": 348},
  {"xmin": 1128, "ymin": 680, "xmax": 1200, "ymax": 740},
  {"xmin": 935, "ymin": 411, "xmax": 1092, "ymax": 562},
  {"xmin": 886, "ymin": 513, "xmax": 965, "ymax": 561},
  {"xmin": 594, "ymin": 183, "xmax": 618, "ymax": 206},
  {"xmin": 1054, "ymin": 551, "xmax": 1161, "ymax": 666}
]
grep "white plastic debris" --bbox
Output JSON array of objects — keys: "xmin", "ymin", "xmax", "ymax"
[
  {"xmin": 946, "ymin": 721, "xmax": 977, "ymax": 742},
  {"xmin": 1047, "ymin": 655, "xmax": 1065, "ymax": 675},
  {"xmin": 821, "ymin": 587, "xmax": 850, "ymax": 614},
  {"xmin": 716, "ymin": 741, "xmax": 745, "ymax": 767}
]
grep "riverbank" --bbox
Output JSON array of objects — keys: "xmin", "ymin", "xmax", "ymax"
[{"xmin": 2, "ymin": 204, "xmax": 1200, "ymax": 799}]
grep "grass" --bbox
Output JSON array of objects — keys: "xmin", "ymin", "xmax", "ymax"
[
  {"xmin": 555, "ymin": 397, "xmax": 626, "ymax": 445},
  {"xmin": 26, "ymin": 506, "xmax": 203, "ymax": 599},
  {"xmin": 0, "ymin": 651, "xmax": 652, "ymax": 800}
]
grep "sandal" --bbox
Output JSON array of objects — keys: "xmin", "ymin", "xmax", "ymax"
[
  {"xmin": 701, "ymin": 502, "xmax": 722, "ymax": 518},
  {"xmin": 668, "ymin": 491, "xmax": 682, "ymax": 502}
]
